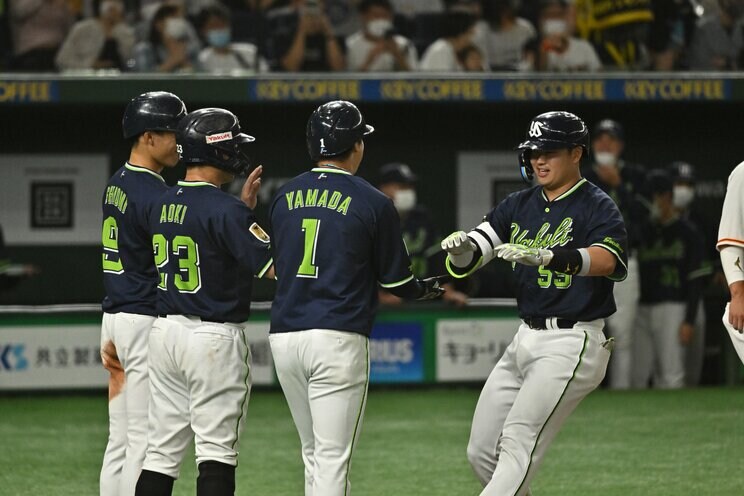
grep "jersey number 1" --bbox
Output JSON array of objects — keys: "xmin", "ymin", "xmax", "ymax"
[{"xmin": 297, "ymin": 218, "xmax": 320, "ymax": 278}]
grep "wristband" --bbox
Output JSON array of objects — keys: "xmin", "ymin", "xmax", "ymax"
[{"xmin": 545, "ymin": 248, "xmax": 583, "ymax": 275}]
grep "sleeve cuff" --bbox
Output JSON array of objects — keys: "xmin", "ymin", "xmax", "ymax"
[
  {"xmin": 590, "ymin": 242, "xmax": 628, "ymax": 282},
  {"xmin": 379, "ymin": 274, "xmax": 415, "ymax": 288},
  {"xmin": 256, "ymin": 258, "xmax": 273, "ymax": 278}
]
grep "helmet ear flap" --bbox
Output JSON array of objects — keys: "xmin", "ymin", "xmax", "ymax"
[{"xmin": 519, "ymin": 150, "xmax": 533, "ymax": 183}]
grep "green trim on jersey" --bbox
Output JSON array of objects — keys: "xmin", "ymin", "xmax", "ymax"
[
  {"xmin": 590, "ymin": 242, "xmax": 629, "ymax": 282},
  {"xmin": 514, "ymin": 330, "xmax": 589, "ymax": 496},
  {"xmin": 379, "ymin": 274, "xmax": 414, "ymax": 288},
  {"xmin": 540, "ymin": 178, "xmax": 588, "ymax": 203},
  {"xmin": 446, "ymin": 255, "xmax": 483, "ymax": 279},
  {"xmin": 344, "ymin": 338, "xmax": 370, "ymax": 495},
  {"xmin": 257, "ymin": 258, "xmax": 274, "ymax": 278},
  {"xmin": 176, "ymin": 180, "xmax": 218, "ymax": 188},
  {"xmin": 311, "ymin": 167, "xmax": 352, "ymax": 175},
  {"xmin": 124, "ymin": 163, "xmax": 166, "ymax": 182},
  {"xmin": 232, "ymin": 329, "xmax": 251, "ymax": 452}
]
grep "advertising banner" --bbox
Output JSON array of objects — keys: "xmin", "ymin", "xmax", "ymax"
[{"xmin": 370, "ymin": 322, "xmax": 424, "ymax": 383}]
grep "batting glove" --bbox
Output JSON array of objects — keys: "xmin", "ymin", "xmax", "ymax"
[
  {"xmin": 441, "ymin": 231, "xmax": 475, "ymax": 255},
  {"xmin": 495, "ymin": 243, "xmax": 553, "ymax": 267},
  {"xmin": 416, "ymin": 275, "xmax": 449, "ymax": 300}
]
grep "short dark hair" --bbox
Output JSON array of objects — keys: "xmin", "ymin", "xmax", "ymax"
[
  {"xmin": 441, "ymin": 12, "xmax": 476, "ymax": 38},
  {"xmin": 359, "ymin": 0, "xmax": 393, "ymax": 13},
  {"xmin": 197, "ymin": 4, "xmax": 231, "ymax": 31}
]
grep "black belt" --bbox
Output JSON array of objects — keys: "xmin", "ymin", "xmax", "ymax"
[{"xmin": 524, "ymin": 317, "xmax": 577, "ymax": 330}]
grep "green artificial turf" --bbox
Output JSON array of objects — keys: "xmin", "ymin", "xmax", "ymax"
[{"xmin": 0, "ymin": 388, "xmax": 742, "ymax": 495}]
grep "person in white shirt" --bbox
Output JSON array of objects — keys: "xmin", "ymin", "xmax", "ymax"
[
  {"xmin": 55, "ymin": 0, "xmax": 135, "ymax": 71},
  {"xmin": 346, "ymin": 0, "xmax": 417, "ymax": 71},
  {"xmin": 530, "ymin": 0, "xmax": 601, "ymax": 72},
  {"xmin": 196, "ymin": 4, "xmax": 268, "ymax": 73},
  {"xmin": 419, "ymin": 11, "xmax": 477, "ymax": 71},
  {"xmin": 483, "ymin": 0, "xmax": 535, "ymax": 71},
  {"xmin": 390, "ymin": 0, "xmax": 444, "ymax": 18}
]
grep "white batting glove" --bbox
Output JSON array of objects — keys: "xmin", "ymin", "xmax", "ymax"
[
  {"xmin": 441, "ymin": 231, "xmax": 475, "ymax": 255},
  {"xmin": 495, "ymin": 243, "xmax": 553, "ymax": 267}
]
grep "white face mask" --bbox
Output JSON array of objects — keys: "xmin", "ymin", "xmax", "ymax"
[
  {"xmin": 594, "ymin": 151, "xmax": 617, "ymax": 167},
  {"xmin": 673, "ymin": 185, "xmax": 695, "ymax": 209},
  {"xmin": 367, "ymin": 18, "xmax": 393, "ymax": 38},
  {"xmin": 542, "ymin": 19, "xmax": 567, "ymax": 36},
  {"xmin": 393, "ymin": 189, "xmax": 416, "ymax": 213},
  {"xmin": 164, "ymin": 17, "xmax": 190, "ymax": 40}
]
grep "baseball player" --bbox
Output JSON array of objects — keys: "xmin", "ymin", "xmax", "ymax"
[
  {"xmin": 582, "ymin": 118, "xmax": 648, "ymax": 389},
  {"xmin": 100, "ymin": 91, "xmax": 186, "ymax": 496},
  {"xmin": 631, "ymin": 170, "xmax": 705, "ymax": 389},
  {"xmin": 442, "ymin": 111, "xmax": 627, "ymax": 496},
  {"xmin": 135, "ymin": 108, "xmax": 274, "ymax": 496},
  {"xmin": 268, "ymin": 100, "xmax": 444, "ymax": 496},
  {"xmin": 717, "ymin": 158, "xmax": 744, "ymax": 364}
]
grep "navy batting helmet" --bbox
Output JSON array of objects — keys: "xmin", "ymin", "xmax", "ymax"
[
  {"xmin": 516, "ymin": 111, "xmax": 589, "ymax": 182},
  {"xmin": 667, "ymin": 161, "xmax": 696, "ymax": 184},
  {"xmin": 122, "ymin": 91, "xmax": 187, "ymax": 139},
  {"xmin": 306, "ymin": 100, "xmax": 374, "ymax": 162},
  {"xmin": 177, "ymin": 108, "xmax": 255, "ymax": 175}
]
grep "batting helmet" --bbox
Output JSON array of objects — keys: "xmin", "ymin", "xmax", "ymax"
[
  {"xmin": 516, "ymin": 111, "xmax": 589, "ymax": 182},
  {"xmin": 306, "ymin": 100, "xmax": 374, "ymax": 162},
  {"xmin": 122, "ymin": 91, "xmax": 187, "ymax": 139},
  {"xmin": 177, "ymin": 108, "xmax": 255, "ymax": 175},
  {"xmin": 667, "ymin": 161, "xmax": 696, "ymax": 184}
]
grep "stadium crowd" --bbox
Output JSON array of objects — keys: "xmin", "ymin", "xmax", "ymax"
[{"xmin": 1, "ymin": 0, "xmax": 742, "ymax": 74}]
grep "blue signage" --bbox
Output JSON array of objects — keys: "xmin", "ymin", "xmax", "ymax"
[{"xmin": 369, "ymin": 323, "xmax": 423, "ymax": 383}]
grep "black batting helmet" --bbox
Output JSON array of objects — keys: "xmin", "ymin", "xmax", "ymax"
[
  {"xmin": 306, "ymin": 100, "xmax": 374, "ymax": 162},
  {"xmin": 122, "ymin": 91, "xmax": 187, "ymax": 139},
  {"xmin": 176, "ymin": 108, "xmax": 255, "ymax": 175},
  {"xmin": 516, "ymin": 111, "xmax": 589, "ymax": 182},
  {"xmin": 667, "ymin": 161, "xmax": 696, "ymax": 184}
]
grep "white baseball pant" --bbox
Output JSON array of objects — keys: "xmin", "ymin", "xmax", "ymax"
[
  {"xmin": 605, "ymin": 255, "xmax": 639, "ymax": 389},
  {"xmin": 722, "ymin": 303, "xmax": 744, "ymax": 364},
  {"xmin": 632, "ymin": 302, "xmax": 686, "ymax": 389},
  {"xmin": 467, "ymin": 321, "xmax": 610, "ymax": 496},
  {"xmin": 142, "ymin": 315, "xmax": 252, "ymax": 479},
  {"xmin": 269, "ymin": 329, "xmax": 369, "ymax": 496},
  {"xmin": 100, "ymin": 312, "xmax": 154, "ymax": 496}
]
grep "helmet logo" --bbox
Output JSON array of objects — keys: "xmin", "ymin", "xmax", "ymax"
[
  {"xmin": 319, "ymin": 138, "xmax": 327, "ymax": 154},
  {"xmin": 206, "ymin": 131, "xmax": 233, "ymax": 144},
  {"xmin": 528, "ymin": 121, "xmax": 543, "ymax": 138},
  {"xmin": 176, "ymin": 144, "xmax": 183, "ymax": 158}
]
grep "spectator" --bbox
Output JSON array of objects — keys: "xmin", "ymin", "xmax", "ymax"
[
  {"xmin": 9, "ymin": 0, "xmax": 74, "ymax": 71},
  {"xmin": 266, "ymin": 0, "xmax": 345, "ymax": 71},
  {"xmin": 346, "ymin": 0, "xmax": 417, "ymax": 71},
  {"xmin": 688, "ymin": 0, "xmax": 744, "ymax": 70},
  {"xmin": 196, "ymin": 4, "xmax": 268, "ymax": 72},
  {"xmin": 457, "ymin": 43, "xmax": 486, "ymax": 70},
  {"xmin": 449, "ymin": 0, "xmax": 490, "ymax": 67},
  {"xmin": 582, "ymin": 119, "xmax": 648, "ymax": 389},
  {"xmin": 573, "ymin": 0, "xmax": 653, "ymax": 70},
  {"xmin": 325, "ymin": 0, "xmax": 363, "ymax": 37},
  {"xmin": 390, "ymin": 0, "xmax": 444, "ymax": 18},
  {"xmin": 483, "ymin": 0, "xmax": 536, "ymax": 71},
  {"xmin": 528, "ymin": 0, "xmax": 602, "ymax": 72},
  {"xmin": 419, "ymin": 11, "xmax": 476, "ymax": 71},
  {"xmin": 376, "ymin": 163, "xmax": 469, "ymax": 307},
  {"xmin": 648, "ymin": 0, "xmax": 703, "ymax": 70},
  {"xmin": 132, "ymin": 4, "xmax": 201, "ymax": 72},
  {"xmin": 55, "ymin": 0, "xmax": 135, "ymax": 71},
  {"xmin": 633, "ymin": 170, "xmax": 705, "ymax": 389}
]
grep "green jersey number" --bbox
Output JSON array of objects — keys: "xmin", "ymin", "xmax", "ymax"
[
  {"xmin": 102, "ymin": 216, "xmax": 124, "ymax": 274},
  {"xmin": 152, "ymin": 234, "xmax": 202, "ymax": 293},
  {"xmin": 537, "ymin": 266, "xmax": 572, "ymax": 289},
  {"xmin": 297, "ymin": 218, "xmax": 320, "ymax": 278}
]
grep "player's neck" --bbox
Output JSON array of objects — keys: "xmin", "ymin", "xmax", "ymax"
[
  {"xmin": 317, "ymin": 161, "xmax": 357, "ymax": 175},
  {"xmin": 542, "ymin": 174, "xmax": 582, "ymax": 201},
  {"xmin": 185, "ymin": 165, "xmax": 232, "ymax": 186},
  {"xmin": 127, "ymin": 150, "xmax": 164, "ymax": 175}
]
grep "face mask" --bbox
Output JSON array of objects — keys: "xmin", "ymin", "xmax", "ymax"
[
  {"xmin": 393, "ymin": 189, "xmax": 416, "ymax": 213},
  {"xmin": 594, "ymin": 151, "xmax": 617, "ymax": 167},
  {"xmin": 542, "ymin": 19, "xmax": 567, "ymax": 36},
  {"xmin": 673, "ymin": 185, "xmax": 695, "ymax": 209},
  {"xmin": 207, "ymin": 28, "xmax": 231, "ymax": 48},
  {"xmin": 165, "ymin": 17, "xmax": 190, "ymax": 40},
  {"xmin": 367, "ymin": 18, "xmax": 393, "ymax": 38}
]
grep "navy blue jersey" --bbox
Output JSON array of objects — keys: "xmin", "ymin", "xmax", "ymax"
[
  {"xmin": 102, "ymin": 163, "xmax": 169, "ymax": 316},
  {"xmin": 487, "ymin": 179, "xmax": 628, "ymax": 321},
  {"xmin": 151, "ymin": 180, "xmax": 273, "ymax": 323},
  {"xmin": 269, "ymin": 166, "xmax": 414, "ymax": 336}
]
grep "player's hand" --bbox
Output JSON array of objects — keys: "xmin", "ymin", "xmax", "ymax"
[
  {"xmin": 679, "ymin": 321, "xmax": 694, "ymax": 345},
  {"xmin": 442, "ymin": 283, "xmax": 468, "ymax": 307},
  {"xmin": 240, "ymin": 165, "xmax": 263, "ymax": 210},
  {"xmin": 441, "ymin": 231, "xmax": 475, "ymax": 255},
  {"xmin": 495, "ymin": 243, "xmax": 553, "ymax": 266},
  {"xmin": 417, "ymin": 275, "xmax": 449, "ymax": 300},
  {"xmin": 729, "ymin": 282, "xmax": 744, "ymax": 332}
]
